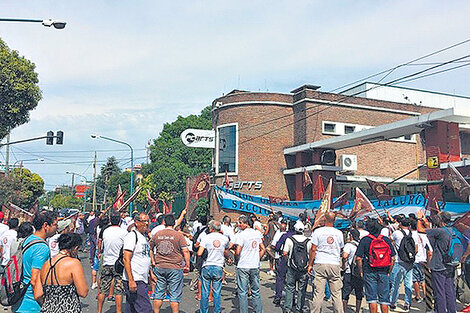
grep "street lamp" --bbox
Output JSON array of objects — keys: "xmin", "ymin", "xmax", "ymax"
[
  {"xmin": 91, "ymin": 134, "xmax": 134, "ymax": 213},
  {"xmin": 0, "ymin": 18, "xmax": 66, "ymax": 29},
  {"xmin": 13, "ymin": 158, "xmax": 44, "ymax": 168}
]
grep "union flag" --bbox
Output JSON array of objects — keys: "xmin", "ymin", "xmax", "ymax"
[
  {"xmin": 366, "ymin": 178, "xmax": 392, "ymax": 201},
  {"xmin": 349, "ymin": 187, "xmax": 375, "ymax": 220},
  {"xmin": 312, "ymin": 175, "xmax": 325, "ymax": 200},
  {"xmin": 313, "ymin": 178, "xmax": 332, "ymax": 228}
]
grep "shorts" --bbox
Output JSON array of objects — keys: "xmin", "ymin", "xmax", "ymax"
[
  {"xmin": 342, "ymin": 273, "xmax": 364, "ymax": 301},
  {"xmin": 412, "ymin": 263, "xmax": 425, "ymax": 283},
  {"xmin": 153, "ymin": 267, "xmax": 184, "ymax": 302},
  {"xmin": 99, "ymin": 264, "xmax": 124, "ymax": 295},
  {"xmin": 363, "ymin": 271, "xmax": 390, "ymax": 305},
  {"xmin": 92, "ymin": 250, "xmax": 100, "ymax": 272}
]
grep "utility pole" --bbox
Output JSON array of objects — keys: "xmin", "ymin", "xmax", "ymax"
[
  {"xmin": 92, "ymin": 151, "xmax": 97, "ymax": 212},
  {"xmin": 5, "ymin": 133, "xmax": 10, "ymax": 176},
  {"xmin": 70, "ymin": 173, "xmax": 75, "ymax": 196}
]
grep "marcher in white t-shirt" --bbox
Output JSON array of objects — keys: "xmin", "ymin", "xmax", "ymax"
[
  {"xmin": 356, "ymin": 220, "xmax": 369, "ymax": 239},
  {"xmin": 0, "ymin": 218, "xmax": 18, "ymax": 266},
  {"xmin": 308, "ymin": 212, "xmax": 344, "ymax": 313},
  {"xmin": 341, "ymin": 229, "xmax": 364, "ymax": 313},
  {"xmin": 282, "ymin": 223, "xmax": 312, "ymax": 313},
  {"xmin": 97, "ymin": 214, "xmax": 128, "ymax": 313},
  {"xmin": 122, "ymin": 213, "xmax": 153, "ymax": 313},
  {"xmin": 221, "ymin": 216, "xmax": 234, "ymax": 242},
  {"xmin": 234, "ymin": 215, "xmax": 265, "ymax": 313},
  {"xmin": 410, "ymin": 218, "xmax": 432, "ymax": 303},
  {"xmin": 197, "ymin": 220, "xmax": 231, "ymax": 313}
]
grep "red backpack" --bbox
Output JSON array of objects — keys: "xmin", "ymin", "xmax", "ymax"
[{"xmin": 367, "ymin": 234, "xmax": 392, "ymax": 268}]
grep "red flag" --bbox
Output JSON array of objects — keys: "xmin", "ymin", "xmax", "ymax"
[
  {"xmin": 366, "ymin": 178, "xmax": 392, "ymax": 201},
  {"xmin": 312, "ymin": 175, "xmax": 325, "ymax": 200},
  {"xmin": 224, "ymin": 170, "xmax": 230, "ymax": 188},
  {"xmin": 146, "ymin": 190, "xmax": 159, "ymax": 213},
  {"xmin": 168, "ymin": 201, "xmax": 172, "ymax": 214},
  {"xmin": 313, "ymin": 179, "xmax": 332, "ymax": 228},
  {"xmin": 303, "ymin": 169, "xmax": 312, "ymax": 189},
  {"xmin": 453, "ymin": 211, "xmax": 470, "ymax": 239},
  {"xmin": 349, "ymin": 187, "xmax": 375, "ymax": 219},
  {"xmin": 332, "ymin": 190, "xmax": 350, "ymax": 209},
  {"xmin": 443, "ymin": 164, "xmax": 470, "ymax": 202},
  {"xmin": 191, "ymin": 173, "xmax": 210, "ymax": 200},
  {"xmin": 113, "ymin": 185, "xmax": 125, "ymax": 209}
]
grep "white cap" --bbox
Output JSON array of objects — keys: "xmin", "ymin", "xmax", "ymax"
[{"xmin": 294, "ymin": 220, "xmax": 305, "ymax": 232}]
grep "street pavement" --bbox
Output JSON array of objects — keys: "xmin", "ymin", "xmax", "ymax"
[{"xmin": 78, "ymin": 250, "xmax": 463, "ymax": 313}]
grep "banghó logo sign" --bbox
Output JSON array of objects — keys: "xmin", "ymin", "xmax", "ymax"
[{"xmin": 181, "ymin": 129, "xmax": 215, "ymax": 148}]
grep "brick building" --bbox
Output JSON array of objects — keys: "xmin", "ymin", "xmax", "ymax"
[{"xmin": 210, "ymin": 84, "xmax": 470, "ymax": 218}]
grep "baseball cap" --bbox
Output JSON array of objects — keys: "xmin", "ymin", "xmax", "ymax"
[
  {"xmin": 294, "ymin": 222, "xmax": 305, "ymax": 232},
  {"xmin": 57, "ymin": 219, "xmax": 71, "ymax": 232}
]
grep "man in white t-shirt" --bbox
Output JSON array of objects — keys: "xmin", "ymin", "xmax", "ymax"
[
  {"xmin": 283, "ymin": 222, "xmax": 312, "ymax": 313},
  {"xmin": 410, "ymin": 218, "xmax": 432, "ymax": 304},
  {"xmin": 221, "ymin": 215, "xmax": 234, "ymax": 242},
  {"xmin": 341, "ymin": 229, "xmax": 364, "ymax": 313},
  {"xmin": 356, "ymin": 220, "xmax": 369, "ymax": 239},
  {"xmin": 389, "ymin": 218, "xmax": 417, "ymax": 311},
  {"xmin": 308, "ymin": 212, "xmax": 345, "ymax": 313},
  {"xmin": 97, "ymin": 214, "xmax": 128, "ymax": 313},
  {"xmin": 0, "ymin": 212, "xmax": 9, "ymax": 239},
  {"xmin": 197, "ymin": 220, "xmax": 231, "ymax": 313},
  {"xmin": 235, "ymin": 215, "xmax": 265, "ymax": 313},
  {"xmin": 123, "ymin": 213, "xmax": 153, "ymax": 313},
  {"xmin": 0, "ymin": 218, "xmax": 18, "ymax": 266}
]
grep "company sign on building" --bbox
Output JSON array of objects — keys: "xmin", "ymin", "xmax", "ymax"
[{"xmin": 181, "ymin": 129, "xmax": 215, "ymax": 148}]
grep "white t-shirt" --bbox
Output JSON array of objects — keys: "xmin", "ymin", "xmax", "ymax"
[
  {"xmin": 191, "ymin": 221, "xmax": 202, "ymax": 236},
  {"xmin": 122, "ymin": 230, "xmax": 151, "ymax": 282},
  {"xmin": 412, "ymin": 231, "xmax": 432, "ymax": 263},
  {"xmin": 253, "ymin": 221, "xmax": 264, "ymax": 235},
  {"xmin": 310, "ymin": 227, "xmax": 344, "ymax": 265},
  {"xmin": 283, "ymin": 234, "xmax": 312, "ymax": 259},
  {"xmin": 221, "ymin": 224, "xmax": 235, "ymax": 242},
  {"xmin": 150, "ymin": 225, "xmax": 165, "ymax": 238},
  {"xmin": 271, "ymin": 230, "xmax": 286, "ymax": 259},
  {"xmin": 391, "ymin": 228, "xmax": 413, "ymax": 263},
  {"xmin": 1, "ymin": 229, "xmax": 17, "ymax": 266},
  {"xmin": 87, "ymin": 215, "xmax": 95, "ymax": 223},
  {"xmin": 200, "ymin": 232, "xmax": 229, "ymax": 267},
  {"xmin": 343, "ymin": 241, "xmax": 359, "ymax": 274},
  {"xmin": 358, "ymin": 229, "xmax": 369, "ymax": 239},
  {"xmin": 235, "ymin": 228, "xmax": 263, "ymax": 269},
  {"xmin": 47, "ymin": 234, "xmax": 60, "ymax": 259},
  {"xmin": 380, "ymin": 227, "xmax": 391, "ymax": 237},
  {"xmin": 102, "ymin": 226, "xmax": 128, "ymax": 266},
  {"xmin": 0, "ymin": 224, "xmax": 9, "ymax": 238}
]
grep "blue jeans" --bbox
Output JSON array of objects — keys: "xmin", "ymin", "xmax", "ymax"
[
  {"xmin": 236, "ymin": 268, "xmax": 263, "ymax": 313},
  {"xmin": 153, "ymin": 267, "xmax": 184, "ymax": 302},
  {"xmin": 201, "ymin": 266, "xmax": 223, "ymax": 313},
  {"xmin": 363, "ymin": 271, "xmax": 390, "ymax": 305},
  {"xmin": 284, "ymin": 267, "xmax": 308, "ymax": 312},
  {"xmin": 389, "ymin": 262, "xmax": 413, "ymax": 306}
]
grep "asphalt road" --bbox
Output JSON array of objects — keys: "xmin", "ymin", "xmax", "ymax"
[{"xmin": 78, "ymin": 251, "xmax": 464, "ymax": 313}]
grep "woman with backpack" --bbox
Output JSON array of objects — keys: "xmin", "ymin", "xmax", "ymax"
[{"xmin": 34, "ymin": 233, "xmax": 88, "ymax": 313}]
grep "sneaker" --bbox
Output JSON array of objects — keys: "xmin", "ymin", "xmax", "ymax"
[
  {"xmin": 91, "ymin": 282, "xmax": 98, "ymax": 290},
  {"xmin": 268, "ymin": 270, "xmax": 275, "ymax": 276},
  {"xmin": 462, "ymin": 304, "xmax": 470, "ymax": 312},
  {"xmin": 389, "ymin": 304, "xmax": 396, "ymax": 311},
  {"xmin": 273, "ymin": 298, "xmax": 281, "ymax": 306},
  {"xmin": 416, "ymin": 297, "xmax": 423, "ymax": 303},
  {"xmin": 403, "ymin": 304, "xmax": 410, "ymax": 312}
]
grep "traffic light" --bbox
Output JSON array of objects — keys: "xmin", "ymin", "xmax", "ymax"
[
  {"xmin": 56, "ymin": 131, "xmax": 64, "ymax": 145},
  {"xmin": 46, "ymin": 131, "xmax": 54, "ymax": 145}
]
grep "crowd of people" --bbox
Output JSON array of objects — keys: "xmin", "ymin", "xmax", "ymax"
[{"xmin": 0, "ymin": 207, "xmax": 467, "ymax": 313}]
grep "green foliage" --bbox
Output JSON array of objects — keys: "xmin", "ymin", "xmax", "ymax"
[
  {"xmin": 106, "ymin": 171, "xmax": 133, "ymax": 201},
  {"xmin": 143, "ymin": 106, "xmax": 212, "ymax": 198},
  {"xmin": 49, "ymin": 194, "xmax": 83, "ymax": 210},
  {"xmin": 9, "ymin": 168, "xmax": 44, "ymax": 209},
  {"xmin": 194, "ymin": 198, "xmax": 209, "ymax": 216},
  {"xmin": 96, "ymin": 156, "xmax": 121, "ymax": 202},
  {"xmin": 0, "ymin": 38, "xmax": 42, "ymax": 140},
  {"xmin": 0, "ymin": 175, "xmax": 21, "ymax": 206}
]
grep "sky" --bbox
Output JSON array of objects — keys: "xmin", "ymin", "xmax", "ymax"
[{"xmin": 0, "ymin": 1, "xmax": 470, "ymax": 190}]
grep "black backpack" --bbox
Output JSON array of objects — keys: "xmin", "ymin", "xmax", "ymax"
[
  {"xmin": 114, "ymin": 230, "xmax": 137, "ymax": 275},
  {"xmin": 192, "ymin": 226, "xmax": 208, "ymax": 253},
  {"xmin": 288, "ymin": 236, "xmax": 309, "ymax": 272},
  {"xmin": 398, "ymin": 230, "xmax": 416, "ymax": 264}
]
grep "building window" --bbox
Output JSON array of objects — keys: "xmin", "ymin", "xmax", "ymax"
[
  {"xmin": 218, "ymin": 124, "xmax": 237, "ymax": 173},
  {"xmin": 344, "ymin": 125, "xmax": 356, "ymax": 134},
  {"xmin": 323, "ymin": 123, "xmax": 336, "ymax": 133}
]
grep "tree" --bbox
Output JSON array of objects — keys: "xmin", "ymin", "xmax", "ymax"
[
  {"xmin": 0, "ymin": 38, "xmax": 42, "ymax": 140},
  {"xmin": 143, "ymin": 106, "xmax": 212, "ymax": 198},
  {"xmin": 95, "ymin": 156, "xmax": 121, "ymax": 202},
  {"xmin": 9, "ymin": 167, "xmax": 44, "ymax": 209},
  {"xmin": 0, "ymin": 175, "xmax": 21, "ymax": 206},
  {"xmin": 49, "ymin": 194, "xmax": 82, "ymax": 210}
]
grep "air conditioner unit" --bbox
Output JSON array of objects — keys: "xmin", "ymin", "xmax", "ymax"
[{"xmin": 340, "ymin": 154, "xmax": 357, "ymax": 172}]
